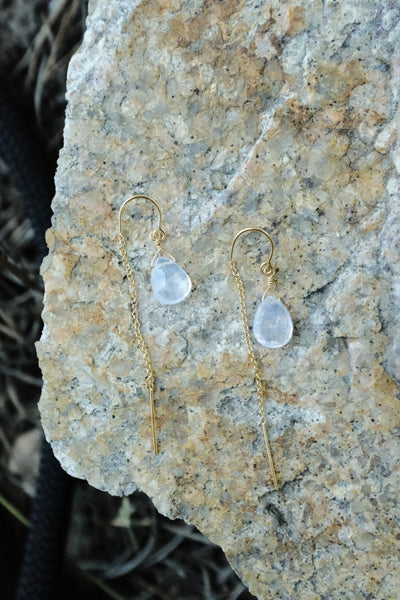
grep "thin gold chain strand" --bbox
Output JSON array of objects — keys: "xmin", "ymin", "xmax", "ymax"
[
  {"xmin": 119, "ymin": 233, "xmax": 159, "ymax": 454},
  {"xmin": 229, "ymin": 258, "xmax": 279, "ymax": 490}
]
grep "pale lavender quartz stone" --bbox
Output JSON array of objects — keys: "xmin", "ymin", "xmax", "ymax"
[
  {"xmin": 253, "ymin": 294, "xmax": 293, "ymax": 348},
  {"xmin": 151, "ymin": 256, "xmax": 191, "ymax": 305}
]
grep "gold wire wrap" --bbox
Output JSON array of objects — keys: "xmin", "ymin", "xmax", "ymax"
[
  {"xmin": 118, "ymin": 194, "xmax": 166, "ymax": 454},
  {"xmin": 229, "ymin": 228, "xmax": 279, "ymax": 490}
]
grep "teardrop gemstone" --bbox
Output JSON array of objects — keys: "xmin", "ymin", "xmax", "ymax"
[
  {"xmin": 151, "ymin": 256, "xmax": 191, "ymax": 305},
  {"xmin": 253, "ymin": 295, "xmax": 293, "ymax": 348}
]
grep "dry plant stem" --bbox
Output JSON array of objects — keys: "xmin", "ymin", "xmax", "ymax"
[
  {"xmin": 119, "ymin": 233, "xmax": 158, "ymax": 454},
  {"xmin": 229, "ymin": 259, "xmax": 279, "ymax": 491},
  {"xmin": 34, "ymin": 0, "xmax": 82, "ymax": 123},
  {"xmin": 0, "ymin": 492, "xmax": 30, "ymax": 527}
]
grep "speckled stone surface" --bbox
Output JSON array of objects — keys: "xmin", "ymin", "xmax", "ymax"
[{"xmin": 37, "ymin": 1, "xmax": 400, "ymax": 598}]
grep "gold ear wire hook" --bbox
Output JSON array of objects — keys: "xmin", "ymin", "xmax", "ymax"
[
  {"xmin": 230, "ymin": 227, "xmax": 276, "ymax": 299},
  {"xmin": 119, "ymin": 195, "xmax": 175, "ymax": 267},
  {"xmin": 230, "ymin": 226, "xmax": 275, "ymax": 268},
  {"xmin": 118, "ymin": 194, "xmax": 166, "ymax": 239}
]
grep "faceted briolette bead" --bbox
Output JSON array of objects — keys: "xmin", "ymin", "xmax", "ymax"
[
  {"xmin": 253, "ymin": 295, "xmax": 293, "ymax": 348},
  {"xmin": 151, "ymin": 256, "xmax": 191, "ymax": 305}
]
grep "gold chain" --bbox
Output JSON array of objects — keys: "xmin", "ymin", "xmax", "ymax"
[
  {"xmin": 229, "ymin": 258, "xmax": 279, "ymax": 490},
  {"xmin": 119, "ymin": 233, "xmax": 158, "ymax": 453}
]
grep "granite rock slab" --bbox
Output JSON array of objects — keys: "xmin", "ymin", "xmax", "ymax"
[{"xmin": 37, "ymin": 1, "xmax": 400, "ymax": 598}]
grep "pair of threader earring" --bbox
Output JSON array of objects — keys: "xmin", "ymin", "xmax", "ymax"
[{"xmin": 118, "ymin": 194, "xmax": 293, "ymax": 489}]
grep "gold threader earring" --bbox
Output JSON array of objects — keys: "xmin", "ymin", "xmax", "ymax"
[
  {"xmin": 229, "ymin": 228, "xmax": 293, "ymax": 490},
  {"xmin": 118, "ymin": 194, "xmax": 191, "ymax": 453}
]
